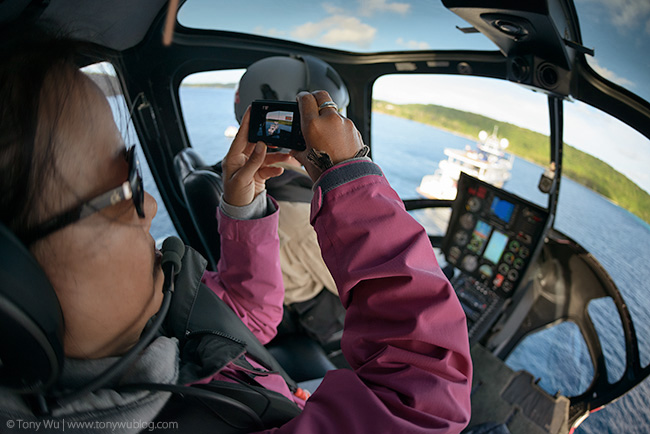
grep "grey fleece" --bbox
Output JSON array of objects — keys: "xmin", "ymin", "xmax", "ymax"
[{"xmin": 0, "ymin": 336, "xmax": 179, "ymax": 434}]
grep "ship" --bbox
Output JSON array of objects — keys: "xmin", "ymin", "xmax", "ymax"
[{"xmin": 417, "ymin": 128, "xmax": 514, "ymax": 200}]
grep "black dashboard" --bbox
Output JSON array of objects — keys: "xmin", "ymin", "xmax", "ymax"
[{"xmin": 442, "ymin": 173, "xmax": 549, "ymax": 343}]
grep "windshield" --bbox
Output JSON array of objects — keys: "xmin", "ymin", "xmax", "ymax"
[
  {"xmin": 575, "ymin": 0, "xmax": 650, "ymax": 104},
  {"xmin": 177, "ymin": 0, "xmax": 498, "ymax": 52},
  {"xmin": 178, "ymin": 0, "xmax": 649, "ymax": 104}
]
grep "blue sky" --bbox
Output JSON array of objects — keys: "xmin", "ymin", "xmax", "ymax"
[
  {"xmin": 177, "ymin": 0, "xmax": 496, "ymax": 52},
  {"xmin": 176, "ymin": 0, "xmax": 650, "ymax": 193},
  {"xmin": 574, "ymin": 0, "xmax": 650, "ymax": 100}
]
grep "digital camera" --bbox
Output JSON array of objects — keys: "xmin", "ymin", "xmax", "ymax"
[{"xmin": 248, "ymin": 100, "xmax": 305, "ymax": 151}]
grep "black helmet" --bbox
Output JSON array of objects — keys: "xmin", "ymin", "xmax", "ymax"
[{"xmin": 234, "ymin": 55, "xmax": 349, "ymax": 124}]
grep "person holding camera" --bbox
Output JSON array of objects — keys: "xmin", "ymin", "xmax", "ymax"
[{"xmin": 0, "ymin": 26, "xmax": 471, "ymax": 433}]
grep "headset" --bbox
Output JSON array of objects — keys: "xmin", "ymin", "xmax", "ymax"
[
  {"xmin": 0, "ymin": 224, "xmax": 275, "ymax": 429},
  {"xmin": 0, "ymin": 227, "xmax": 182, "ymax": 411}
]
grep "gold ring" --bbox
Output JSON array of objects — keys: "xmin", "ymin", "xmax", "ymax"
[{"xmin": 318, "ymin": 101, "xmax": 338, "ymax": 112}]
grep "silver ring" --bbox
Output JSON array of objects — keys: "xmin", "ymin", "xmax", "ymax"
[{"xmin": 318, "ymin": 101, "xmax": 338, "ymax": 113}]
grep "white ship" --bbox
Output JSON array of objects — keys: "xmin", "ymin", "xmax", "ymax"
[{"xmin": 416, "ymin": 128, "xmax": 514, "ymax": 200}]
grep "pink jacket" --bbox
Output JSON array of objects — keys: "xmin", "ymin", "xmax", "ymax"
[{"xmin": 203, "ymin": 159, "xmax": 472, "ymax": 433}]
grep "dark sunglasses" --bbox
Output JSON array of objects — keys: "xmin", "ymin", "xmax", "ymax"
[{"xmin": 20, "ymin": 146, "xmax": 145, "ymax": 246}]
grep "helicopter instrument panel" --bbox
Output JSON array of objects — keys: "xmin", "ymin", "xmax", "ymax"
[{"xmin": 442, "ymin": 172, "xmax": 549, "ymax": 342}]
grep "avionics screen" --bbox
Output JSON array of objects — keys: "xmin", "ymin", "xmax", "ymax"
[
  {"xmin": 468, "ymin": 220, "xmax": 492, "ymax": 254},
  {"xmin": 491, "ymin": 197, "xmax": 515, "ymax": 224},
  {"xmin": 483, "ymin": 230, "xmax": 509, "ymax": 264}
]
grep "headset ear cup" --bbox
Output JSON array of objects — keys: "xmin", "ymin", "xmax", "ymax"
[{"xmin": 0, "ymin": 223, "xmax": 64, "ymax": 394}]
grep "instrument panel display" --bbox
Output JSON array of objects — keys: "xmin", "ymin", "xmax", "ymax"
[{"xmin": 442, "ymin": 173, "xmax": 549, "ymax": 296}]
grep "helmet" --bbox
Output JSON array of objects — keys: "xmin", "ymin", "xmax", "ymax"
[{"xmin": 234, "ymin": 55, "xmax": 349, "ymax": 124}]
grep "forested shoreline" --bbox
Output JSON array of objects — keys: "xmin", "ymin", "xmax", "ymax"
[
  {"xmin": 373, "ymin": 100, "xmax": 650, "ymax": 224},
  {"xmin": 90, "ymin": 72, "xmax": 649, "ymax": 224}
]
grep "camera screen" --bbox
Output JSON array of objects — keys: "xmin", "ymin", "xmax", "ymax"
[
  {"xmin": 262, "ymin": 110, "xmax": 293, "ymax": 139},
  {"xmin": 249, "ymin": 100, "xmax": 305, "ymax": 150}
]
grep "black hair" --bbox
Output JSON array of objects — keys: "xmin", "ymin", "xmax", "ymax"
[{"xmin": 0, "ymin": 21, "xmax": 109, "ymax": 240}]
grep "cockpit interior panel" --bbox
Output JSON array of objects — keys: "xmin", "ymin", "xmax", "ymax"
[{"xmin": 443, "ymin": 173, "xmax": 549, "ymax": 343}]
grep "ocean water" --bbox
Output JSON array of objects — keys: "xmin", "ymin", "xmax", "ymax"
[
  {"xmin": 138, "ymin": 87, "xmax": 650, "ymax": 433},
  {"xmin": 371, "ymin": 113, "xmax": 650, "ymax": 434}
]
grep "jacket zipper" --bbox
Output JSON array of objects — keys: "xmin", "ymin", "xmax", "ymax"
[{"xmin": 185, "ymin": 328, "xmax": 247, "ymax": 345}]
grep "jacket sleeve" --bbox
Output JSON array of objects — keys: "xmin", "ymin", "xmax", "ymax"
[
  {"xmin": 201, "ymin": 200, "xmax": 284, "ymax": 346},
  {"xmin": 260, "ymin": 159, "xmax": 472, "ymax": 434}
]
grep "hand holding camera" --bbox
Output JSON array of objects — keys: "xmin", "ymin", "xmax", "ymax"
[
  {"xmin": 248, "ymin": 100, "xmax": 306, "ymax": 151},
  {"xmin": 222, "ymin": 107, "xmax": 291, "ymax": 207},
  {"xmin": 248, "ymin": 91, "xmax": 365, "ymax": 182},
  {"xmin": 292, "ymin": 90, "xmax": 366, "ymax": 182}
]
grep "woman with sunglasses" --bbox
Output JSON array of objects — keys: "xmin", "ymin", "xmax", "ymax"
[{"xmin": 0, "ymin": 27, "xmax": 471, "ymax": 434}]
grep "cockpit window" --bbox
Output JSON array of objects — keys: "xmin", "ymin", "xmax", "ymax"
[
  {"xmin": 81, "ymin": 62, "xmax": 179, "ymax": 246},
  {"xmin": 371, "ymin": 74, "xmax": 549, "ymax": 204},
  {"xmin": 179, "ymin": 70, "xmax": 246, "ymax": 162},
  {"xmin": 574, "ymin": 0, "xmax": 650, "ymax": 104},
  {"xmin": 370, "ymin": 73, "xmax": 550, "ymax": 238},
  {"xmin": 560, "ymin": 99, "xmax": 650, "ymax": 367},
  {"xmin": 371, "ymin": 72, "xmax": 650, "ymax": 374},
  {"xmin": 177, "ymin": 0, "xmax": 498, "ymax": 53}
]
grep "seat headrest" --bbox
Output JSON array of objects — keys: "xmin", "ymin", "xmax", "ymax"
[
  {"xmin": 173, "ymin": 148, "xmax": 224, "ymax": 270},
  {"xmin": 174, "ymin": 148, "xmax": 207, "ymax": 179},
  {"xmin": 0, "ymin": 223, "xmax": 64, "ymax": 394}
]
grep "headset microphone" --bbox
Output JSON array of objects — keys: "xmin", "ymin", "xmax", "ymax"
[
  {"xmin": 55, "ymin": 237, "xmax": 185, "ymax": 408},
  {"xmin": 161, "ymin": 236, "xmax": 184, "ymax": 292}
]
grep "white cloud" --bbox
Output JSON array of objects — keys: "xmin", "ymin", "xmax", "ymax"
[
  {"xmin": 322, "ymin": 2, "xmax": 345, "ymax": 15},
  {"xmin": 579, "ymin": 0, "xmax": 650, "ymax": 34},
  {"xmin": 292, "ymin": 21, "xmax": 322, "ymax": 40},
  {"xmin": 396, "ymin": 37, "xmax": 430, "ymax": 50},
  {"xmin": 358, "ymin": 0, "xmax": 410, "ymax": 16},
  {"xmin": 587, "ymin": 58, "xmax": 635, "ymax": 88},
  {"xmin": 292, "ymin": 0, "xmax": 409, "ymax": 49},
  {"xmin": 610, "ymin": 0, "xmax": 650, "ymax": 29},
  {"xmin": 293, "ymin": 16, "xmax": 377, "ymax": 48}
]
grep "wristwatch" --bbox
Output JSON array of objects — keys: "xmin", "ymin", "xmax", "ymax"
[{"xmin": 307, "ymin": 145, "xmax": 370, "ymax": 171}]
